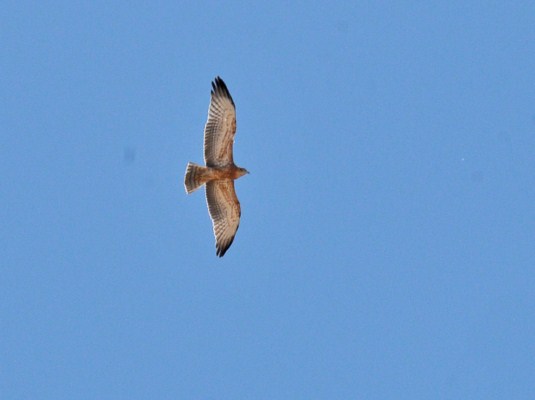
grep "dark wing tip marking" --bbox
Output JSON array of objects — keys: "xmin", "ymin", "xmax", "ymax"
[
  {"xmin": 216, "ymin": 222, "xmax": 239, "ymax": 257},
  {"xmin": 216, "ymin": 236, "xmax": 235, "ymax": 257},
  {"xmin": 211, "ymin": 76, "xmax": 235, "ymax": 107}
]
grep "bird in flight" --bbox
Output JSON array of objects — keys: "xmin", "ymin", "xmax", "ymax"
[{"xmin": 184, "ymin": 77, "xmax": 249, "ymax": 257}]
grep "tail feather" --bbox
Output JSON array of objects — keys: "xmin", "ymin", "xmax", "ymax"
[{"xmin": 184, "ymin": 162, "xmax": 209, "ymax": 193}]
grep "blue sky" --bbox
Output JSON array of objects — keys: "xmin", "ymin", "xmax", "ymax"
[{"xmin": 2, "ymin": 1, "xmax": 535, "ymax": 398}]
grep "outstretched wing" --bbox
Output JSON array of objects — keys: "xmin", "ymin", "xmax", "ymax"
[
  {"xmin": 203, "ymin": 77, "xmax": 236, "ymax": 167},
  {"xmin": 205, "ymin": 180, "xmax": 241, "ymax": 257}
]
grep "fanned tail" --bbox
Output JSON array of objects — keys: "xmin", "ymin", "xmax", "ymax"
[{"xmin": 184, "ymin": 162, "xmax": 209, "ymax": 194}]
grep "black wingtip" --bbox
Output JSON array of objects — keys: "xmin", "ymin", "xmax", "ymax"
[
  {"xmin": 215, "ymin": 236, "xmax": 236, "ymax": 257},
  {"xmin": 216, "ymin": 246, "xmax": 227, "ymax": 257},
  {"xmin": 211, "ymin": 76, "xmax": 234, "ymax": 106}
]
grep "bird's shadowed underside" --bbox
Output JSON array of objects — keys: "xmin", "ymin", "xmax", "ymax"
[{"xmin": 184, "ymin": 77, "xmax": 248, "ymax": 257}]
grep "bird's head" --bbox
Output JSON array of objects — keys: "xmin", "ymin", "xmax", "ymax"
[{"xmin": 237, "ymin": 167, "xmax": 249, "ymax": 178}]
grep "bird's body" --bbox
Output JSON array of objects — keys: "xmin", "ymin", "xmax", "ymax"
[
  {"xmin": 184, "ymin": 77, "xmax": 248, "ymax": 257},
  {"xmin": 184, "ymin": 163, "xmax": 247, "ymax": 192}
]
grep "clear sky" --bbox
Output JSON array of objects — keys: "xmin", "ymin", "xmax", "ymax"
[{"xmin": 2, "ymin": 1, "xmax": 535, "ymax": 399}]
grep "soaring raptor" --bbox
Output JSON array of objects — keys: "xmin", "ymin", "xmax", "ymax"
[{"xmin": 184, "ymin": 77, "xmax": 248, "ymax": 257}]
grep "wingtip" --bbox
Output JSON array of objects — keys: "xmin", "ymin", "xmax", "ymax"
[
  {"xmin": 210, "ymin": 76, "xmax": 234, "ymax": 105},
  {"xmin": 216, "ymin": 244, "xmax": 229, "ymax": 257},
  {"xmin": 212, "ymin": 76, "xmax": 223, "ymax": 90},
  {"xmin": 215, "ymin": 236, "xmax": 236, "ymax": 257}
]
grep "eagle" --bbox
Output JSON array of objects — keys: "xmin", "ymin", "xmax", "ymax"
[{"xmin": 184, "ymin": 77, "xmax": 249, "ymax": 257}]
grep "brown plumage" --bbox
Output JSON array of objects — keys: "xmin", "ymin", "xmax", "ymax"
[{"xmin": 184, "ymin": 77, "xmax": 249, "ymax": 257}]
